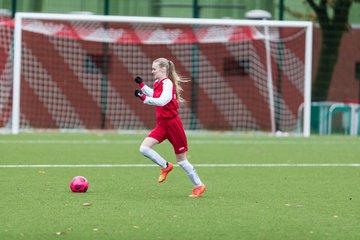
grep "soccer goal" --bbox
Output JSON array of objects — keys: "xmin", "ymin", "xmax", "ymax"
[{"xmin": 1, "ymin": 12, "xmax": 312, "ymax": 136}]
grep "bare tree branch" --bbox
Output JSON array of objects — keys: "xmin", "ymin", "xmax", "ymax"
[
  {"xmin": 306, "ymin": 0, "xmax": 319, "ymax": 11},
  {"xmin": 320, "ymin": 0, "xmax": 327, "ymax": 8}
]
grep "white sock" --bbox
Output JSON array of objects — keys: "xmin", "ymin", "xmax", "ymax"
[
  {"xmin": 178, "ymin": 159, "xmax": 202, "ymax": 187},
  {"xmin": 139, "ymin": 146, "xmax": 167, "ymax": 168}
]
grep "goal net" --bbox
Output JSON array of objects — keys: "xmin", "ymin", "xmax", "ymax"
[{"xmin": 1, "ymin": 13, "xmax": 312, "ymax": 136}]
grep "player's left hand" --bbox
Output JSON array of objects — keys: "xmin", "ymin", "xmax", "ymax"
[{"xmin": 134, "ymin": 89, "xmax": 146, "ymax": 101}]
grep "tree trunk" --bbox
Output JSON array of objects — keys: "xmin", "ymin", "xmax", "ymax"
[
  {"xmin": 308, "ymin": 0, "xmax": 353, "ymax": 102},
  {"xmin": 311, "ymin": 28, "xmax": 343, "ymax": 101}
]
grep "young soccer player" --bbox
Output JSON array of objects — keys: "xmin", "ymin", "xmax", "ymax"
[{"xmin": 133, "ymin": 57, "xmax": 206, "ymax": 198}]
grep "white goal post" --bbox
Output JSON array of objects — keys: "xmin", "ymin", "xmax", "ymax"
[{"xmin": 5, "ymin": 12, "xmax": 312, "ymax": 136}]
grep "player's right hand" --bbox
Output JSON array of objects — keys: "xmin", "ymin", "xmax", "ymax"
[{"xmin": 134, "ymin": 76, "xmax": 143, "ymax": 84}]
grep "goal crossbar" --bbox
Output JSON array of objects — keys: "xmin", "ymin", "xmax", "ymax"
[{"xmin": 14, "ymin": 12, "xmax": 313, "ymax": 27}]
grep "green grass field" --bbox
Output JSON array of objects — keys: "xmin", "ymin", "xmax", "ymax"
[{"xmin": 1, "ymin": 133, "xmax": 360, "ymax": 240}]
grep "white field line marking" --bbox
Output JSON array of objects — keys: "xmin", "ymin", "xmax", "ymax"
[
  {"xmin": 0, "ymin": 140, "xmax": 359, "ymax": 145},
  {"xmin": 0, "ymin": 163, "xmax": 360, "ymax": 168}
]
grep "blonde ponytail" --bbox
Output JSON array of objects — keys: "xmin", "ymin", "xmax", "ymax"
[{"xmin": 154, "ymin": 58, "xmax": 189, "ymax": 102}]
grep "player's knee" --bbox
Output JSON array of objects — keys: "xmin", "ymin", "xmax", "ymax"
[{"xmin": 139, "ymin": 145, "xmax": 149, "ymax": 156}]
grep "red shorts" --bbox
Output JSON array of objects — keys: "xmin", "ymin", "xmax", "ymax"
[{"xmin": 148, "ymin": 116, "xmax": 188, "ymax": 154}]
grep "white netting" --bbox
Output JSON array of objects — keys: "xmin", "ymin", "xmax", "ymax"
[
  {"xmin": 0, "ymin": 17, "xmax": 13, "ymax": 130},
  {"xmin": 1, "ymin": 15, "xmax": 311, "ymax": 134}
]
